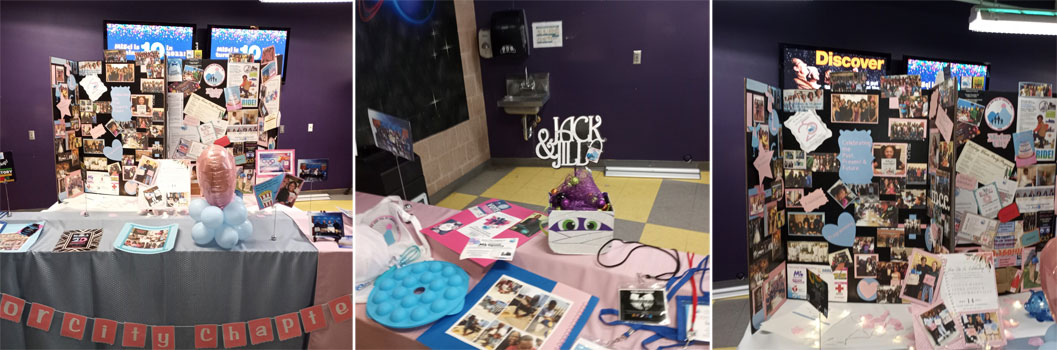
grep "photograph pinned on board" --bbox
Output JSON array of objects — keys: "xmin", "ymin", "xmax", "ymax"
[
  {"xmin": 788, "ymin": 212, "xmax": 823, "ymax": 237},
  {"xmin": 105, "ymin": 63, "xmax": 134, "ymax": 83},
  {"xmin": 888, "ymin": 118, "xmax": 927, "ymax": 141},
  {"xmin": 826, "ymin": 180, "xmax": 857, "ymax": 208},
  {"xmin": 830, "ymin": 71, "xmax": 867, "ymax": 93},
  {"xmin": 831, "ymin": 93, "xmax": 879, "ymax": 124},
  {"xmin": 872, "ymin": 142, "xmax": 907, "ymax": 177}
]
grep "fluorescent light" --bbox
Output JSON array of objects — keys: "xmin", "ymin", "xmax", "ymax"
[{"xmin": 969, "ymin": 6, "xmax": 1057, "ymax": 35}]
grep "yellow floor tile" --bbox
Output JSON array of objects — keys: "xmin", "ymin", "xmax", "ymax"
[
  {"xmin": 674, "ymin": 171, "xmax": 711, "ymax": 185},
  {"xmin": 640, "ymin": 224, "xmax": 709, "ymax": 255},
  {"xmin": 293, "ymin": 199, "xmax": 353, "ymax": 212},
  {"xmin": 435, "ymin": 192, "xmax": 477, "ymax": 210},
  {"xmin": 482, "ymin": 167, "xmax": 662, "ymax": 221}
]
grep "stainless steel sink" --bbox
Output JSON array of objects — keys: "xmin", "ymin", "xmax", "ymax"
[{"xmin": 498, "ymin": 72, "xmax": 550, "ymax": 115}]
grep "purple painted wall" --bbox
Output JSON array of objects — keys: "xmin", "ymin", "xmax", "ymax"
[
  {"xmin": 474, "ymin": 1, "xmax": 709, "ymax": 161},
  {"xmin": 0, "ymin": 1, "xmax": 352, "ymax": 210},
  {"xmin": 713, "ymin": 1, "xmax": 1057, "ymax": 281}
]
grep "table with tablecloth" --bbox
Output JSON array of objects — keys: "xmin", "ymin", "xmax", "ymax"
[
  {"xmin": 354, "ymin": 192, "xmax": 711, "ymax": 350},
  {"xmin": 0, "ymin": 210, "xmax": 317, "ymax": 349},
  {"xmin": 44, "ymin": 194, "xmax": 353, "ymax": 348}
]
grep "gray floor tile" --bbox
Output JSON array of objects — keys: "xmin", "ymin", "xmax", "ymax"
[
  {"xmin": 509, "ymin": 201, "xmax": 547, "ymax": 213},
  {"xmin": 465, "ymin": 196, "xmax": 490, "ymax": 210},
  {"xmin": 647, "ymin": 180, "xmax": 710, "ymax": 232},
  {"xmin": 713, "ymin": 297, "xmax": 751, "ymax": 348},
  {"xmin": 613, "ymin": 219, "xmax": 646, "ymax": 242},
  {"xmin": 453, "ymin": 165, "xmax": 516, "ymax": 196}
]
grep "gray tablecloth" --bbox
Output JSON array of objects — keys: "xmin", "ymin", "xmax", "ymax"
[{"xmin": 0, "ymin": 211, "xmax": 318, "ymax": 349}]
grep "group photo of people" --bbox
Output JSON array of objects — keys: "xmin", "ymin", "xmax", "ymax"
[
  {"xmin": 880, "ymin": 74, "xmax": 921, "ymax": 98},
  {"xmin": 782, "ymin": 88, "xmax": 823, "ymax": 112},
  {"xmin": 829, "ymin": 71, "xmax": 867, "ymax": 92},
  {"xmin": 788, "ymin": 212, "xmax": 823, "ymax": 236},
  {"xmin": 831, "ymin": 94, "xmax": 879, "ymax": 123},
  {"xmin": 105, "ymin": 63, "xmax": 134, "ymax": 82},
  {"xmin": 811, "ymin": 153, "xmax": 839, "ymax": 172},
  {"xmin": 889, "ymin": 118, "xmax": 926, "ymax": 140}
]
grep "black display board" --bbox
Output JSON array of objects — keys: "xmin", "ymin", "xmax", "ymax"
[
  {"xmin": 50, "ymin": 58, "xmax": 85, "ymax": 201},
  {"xmin": 73, "ymin": 55, "xmax": 166, "ymax": 197}
]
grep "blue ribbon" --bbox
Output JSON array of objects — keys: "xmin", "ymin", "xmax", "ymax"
[{"xmin": 597, "ymin": 256, "xmax": 711, "ymax": 349}]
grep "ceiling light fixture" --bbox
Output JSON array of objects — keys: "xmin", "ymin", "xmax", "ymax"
[{"xmin": 969, "ymin": 6, "xmax": 1057, "ymax": 35}]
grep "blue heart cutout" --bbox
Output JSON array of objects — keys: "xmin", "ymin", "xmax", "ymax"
[
  {"xmin": 822, "ymin": 212, "xmax": 855, "ymax": 247},
  {"xmin": 103, "ymin": 139, "xmax": 123, "ymax": 161}
]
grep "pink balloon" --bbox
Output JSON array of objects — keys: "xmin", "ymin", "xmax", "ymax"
[
  {"xmin": 1040, "ymin": 239, "xmax": 1057, "ymax": 321},
  {"xmin": 196, "ymin": 144, "xmax": 237, "ymax": 208}
]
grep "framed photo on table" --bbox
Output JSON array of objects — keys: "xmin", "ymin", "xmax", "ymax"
[{"xmin": 256, "ymin": 149, "xmax": 295, "ymax": 177}]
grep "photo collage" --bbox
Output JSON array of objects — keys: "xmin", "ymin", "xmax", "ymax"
[{"xmin": 447, "ymin": 276, "xmax": 573, "ymax": 350}]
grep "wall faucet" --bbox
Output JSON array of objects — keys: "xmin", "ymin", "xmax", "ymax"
[{"xmin": 520, "ymin": 67, "xmax": 535, "ymax": 90}]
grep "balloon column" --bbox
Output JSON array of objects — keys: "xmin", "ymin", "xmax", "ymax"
[
  {"xmin": 188, "ymin": 145, "xmax": 253, "ymax": 249},
  {"xmin": 1036, "ymin": 240, "xmax": 1057, "ymax": 350}
]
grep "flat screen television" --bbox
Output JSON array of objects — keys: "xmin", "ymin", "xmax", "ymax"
[
  {"xmin": 779, "ymin": 43, "xmax": 891, "ymax": 91},
  {"xmin": 104, "ymin": 21, "xmax": 196, "ymax": 61},
  {"xmin": 208, "ymin": 25, "xmax": 290, "ymax": 83},
  {"xmin": 906, "ymin": 56, "xmax": 989, "ymax": 90}
]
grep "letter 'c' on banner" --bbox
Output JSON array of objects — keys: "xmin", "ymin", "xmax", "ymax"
[
  {"xmin": 0, "ymin": 293, "xmax": 26, "ymax": 323},
  {"xmin": 195, "ymin": 324, "xmax": 218, "ymax": 349},
  {"xmin": 60, "ymin": 312, "xmax": 88, "ymax": 340}
]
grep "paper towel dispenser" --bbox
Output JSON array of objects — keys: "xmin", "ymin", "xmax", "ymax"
[{"xmin": 490, "ymin": 9, "xmax": 529, "ymax": 57}]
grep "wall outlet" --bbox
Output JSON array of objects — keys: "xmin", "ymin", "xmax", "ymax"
[
  {"xmin": 633, "ymin": 50, "xmax": 642, "ymax": 65},
  {"xmin": 28, "ymin": 130, "xmax": 35, "ymax": 140},
  {"xmin": 280, "ymin": 125, "xmax": 285, "ymax": 134},
  {"xmin": 308, "ymin": 123, "xmax": 314, "ymax": 132}
]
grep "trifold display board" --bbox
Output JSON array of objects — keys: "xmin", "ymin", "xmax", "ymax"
[
  {"xmin": 51, "ymin": 55, "xmax": 167, "ymax": 199},
  {"xmin": 164, "ymin": 58, "xmax": 281, "ymax": 196},
  {"xmin": 51, "ymin": 58, "xmax": 86, "ymax": 201},
  {"xmin": 743, "ymin": 77, "xmax": 1056, "ymax": 333}
]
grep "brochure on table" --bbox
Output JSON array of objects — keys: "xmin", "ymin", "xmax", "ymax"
[
  {"xmin": 0, "ymin": 222, "xmax": 45, "ymax": 253},
  {"xmin": 418, "ymin": 261, "xmax": 599, "ymax": 350},
  {"xmin": 420, "ymin": 199, "xmax": 541, "ymax": 267},
  {"xmin": 113, "ymin": 223, "xmax": 179, "ymax": 254}
]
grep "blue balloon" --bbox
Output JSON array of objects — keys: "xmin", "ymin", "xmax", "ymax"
[
  {"xmin": 191, "ymin": 222, "xmax": 215, "ymax": 245},
  {"xmin": 223, "ymin": 200, "xmax": 248, "ymax": 225},
  {"xmin": 235, "ymin": 221, "xmax": 253, "ymax": 240},
  {"xmin": 216, "ymin": 226, "xmax": 240, "ymax": 249},
  {"xmin": 1041, "ymin": 341, "xmax": 1057, "ymax": 350},
  {"xmin": 189, "ymin": 199, "xmax": 210, "ymax": 221},
  {"xmin": 201, "ymin": 206, "xmax": 225, "ymax": 229},
  {"xmin": 1045, "ymin": 324, "xmax": 1057, "ymax": 342}
]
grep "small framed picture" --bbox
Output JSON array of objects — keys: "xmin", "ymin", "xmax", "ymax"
[{"xmin": 256, "ymin": 149, "xmax": 296, "ymax": 177}]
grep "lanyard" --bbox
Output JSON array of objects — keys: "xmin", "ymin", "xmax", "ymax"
[{"xmin": 598, "ymin": 255, "xmax": 710, "ymax": 349}]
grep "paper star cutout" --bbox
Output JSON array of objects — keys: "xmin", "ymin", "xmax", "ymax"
[
  {"xmin": 56, "ymin": 93, "xmax": 71, "ymax": 117},
  {"xmin": 754, "ymin": 148, "xmax": 773, "ymax": 184}
]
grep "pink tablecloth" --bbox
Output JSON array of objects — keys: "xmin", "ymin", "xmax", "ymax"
[
  {"xmin": 283, "ymin": 207, "xmax": 353, "ymax": 349},
  {"xmin": 354, "ymin": 193, "xmax": 710, "ymax": 350}
]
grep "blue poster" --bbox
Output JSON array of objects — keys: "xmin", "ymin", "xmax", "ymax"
[
  {"xmin": 106, "ymin": 23, "xmax": 194, "ymax": 60},
  {"xmin": 210, "ymin": 27, "xmax": 288, "ymax": 71},
  {"xmin": 838, "ymin": 130, "xmax": 874, "ymax": 185}
]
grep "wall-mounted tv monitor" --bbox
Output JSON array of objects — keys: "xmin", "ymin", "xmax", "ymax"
[
  {"xmin": 780, "ymin": 43, "xmax": 891, "ymax": 90},
  {"xmin": 906, "ymin": 56, "xmax": 989, "ymax": 90},
  {"xmin": 208, "ymin": 25, "xmax": 290, "ymax": 83},
  {"xmin": 104, "ymin": 21, "xmax": 196, "ymax": 61}
]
